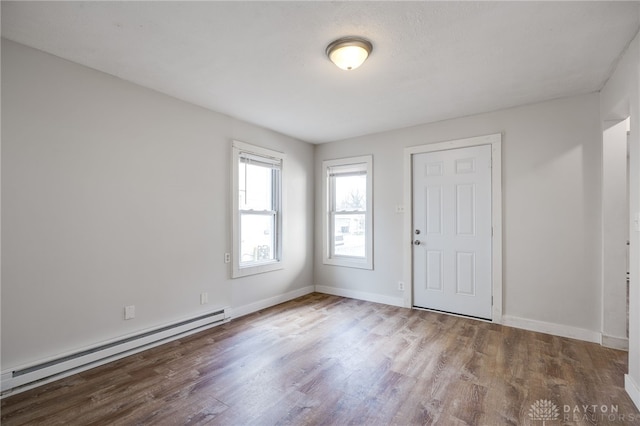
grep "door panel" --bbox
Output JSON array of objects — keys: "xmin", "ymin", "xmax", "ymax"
[
  {"xmin": 426, "ymin": 250, "xmax": 443, "ymax": 291},
  {"xmin": 456, "ymin": 184, "xmax": 476, "ymax": 236},
  {"xmin": 426, "ymin": 186, "xmax": 443, "ymax": 234},
  {"xmin": 413, "ymin": 144, "xmax": 492, "ymax": 319}
]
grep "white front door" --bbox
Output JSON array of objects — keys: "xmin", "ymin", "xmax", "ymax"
[{"xmin": 412, "ymin": 144, "xmax": 492, "ymax": 319}]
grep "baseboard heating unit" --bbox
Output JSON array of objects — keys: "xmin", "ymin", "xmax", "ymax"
[{"xmin": 1, "ymin": 307, "xmax": 230, "ymax": 397}]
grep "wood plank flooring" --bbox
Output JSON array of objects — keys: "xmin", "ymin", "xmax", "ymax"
[{"xmin": 2, "ymin": 293, "xmax": 638, "ymax": 425}]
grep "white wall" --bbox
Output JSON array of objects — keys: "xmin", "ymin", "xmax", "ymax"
[
  {"xmin": 1, "ymin": 39, "xmax": 315, "ymax": 370},
  {"xmin": 600, "ymin": 27, "xmax": 640, "ymax": 409},
  {"xmin": 315, "ymin": 93, "xmax": 603, "ymax": 337}
]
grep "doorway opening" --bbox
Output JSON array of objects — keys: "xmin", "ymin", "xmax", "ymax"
[
  {"xmin": 402, "ymin": 133, "xmax": 503, "ymax": 321},
  {"xmin": 602, "ymin": 117, "xmax": 630, "ymax": 349}
]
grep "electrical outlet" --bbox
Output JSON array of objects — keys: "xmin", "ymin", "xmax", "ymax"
[
  {"xmin": 124, "ymin": 305, "xmax": 135, "ymax": 320},
  {"xmin": 395, "ymin": 205, "xmax": 405, "ymax": 214},
  {"xmin": 224, "ymin": 253, "xmax": 231, "ymax": 264},
  {"xmin": 398, "ymin": 282, "xmax": 405, "ymax": 291},
  {"xmin": 200, "ymin": 292, "xmax": 208, "ymax": 305}
]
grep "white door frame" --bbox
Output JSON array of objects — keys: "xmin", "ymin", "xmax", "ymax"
[{"xmin": 403, "ymin": 133, "xmax": 503, "ymax": 322}]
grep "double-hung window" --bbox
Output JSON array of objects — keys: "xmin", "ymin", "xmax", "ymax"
[
  {"xmin": 323, "ymin": 155, "xmax": 373, "ymax": 269},
  {"xmin": 232, "ymin": 141, "xmax": 284, "ymax": 278}
]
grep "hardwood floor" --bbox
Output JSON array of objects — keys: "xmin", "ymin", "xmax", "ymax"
[{"xmin": 2, "ymin": 293, "xmax": 638, "ymax": 425}]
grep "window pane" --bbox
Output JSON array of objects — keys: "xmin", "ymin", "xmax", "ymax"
[
  {"xmin": 239, "ymin": 162, "xmax": 275, "ymax": 211},
  {"xmin": 334, "ymin": 175, "xmax": 366, "ymax": 211},
  {"xmin": 240, "ymin": 213, "xmax": 275, "ymax": 264},
  {"xmin": 333, "ymin": 213, "xmax": 366, "ymax": 257}
]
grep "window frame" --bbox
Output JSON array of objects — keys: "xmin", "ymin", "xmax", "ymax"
[
  {"xmin": 231, "ymin": 140, "xmax": 285, "ymax": 278},
  {"xmin": 322, "ymin": 155, "xmax": 373, "ymax": 270}
]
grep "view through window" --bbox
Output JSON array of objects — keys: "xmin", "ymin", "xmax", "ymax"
[
  {"xmin": 232, "ymin": 140, "xmax": 284, "ymax": 278},
  {"xmin": 331, "ymin": 172, "xmax": 367, "ymax": 258},
  {"xmin": 238, "ymin": 155, "xmax": 280, "ymax": 266},
  {"xmin": 323, "ymin": 155, "xmax": 373, "ymax": 270},
  {"xmin": 239, "ymin": 153, "xmax": 280, "ymax": 266}
]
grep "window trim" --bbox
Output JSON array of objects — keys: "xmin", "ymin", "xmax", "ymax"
[
  {"xmin": 231, "ymin": 140, "xmax": 285, "ymax": 278},
  {"xmin": 322, "ymin": 155, "xmax": 373, "ymax": 270}
]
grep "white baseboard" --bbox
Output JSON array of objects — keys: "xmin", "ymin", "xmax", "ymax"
[
  {"xmin": 501, "ymin": 315, "xmax": 601, "ymax": 344},
  {"xmin": 601, "ymin": 334, "xmax": 629, "ymax": 351},
  {"xmin": 314, "ymin": 285, "xmax": 405, "ymax": 308},
  {"xmin": 2, "ymin": 307, "xmax": 230, "ymax": 398},
  {"xmin": 626, "ymin": 374, "xmax": 640, "ymax": 411},
  {"xmin": 313, "ymin": 290, "xmax": 605, "ymax": 346},
  {"xmin": 230, "ymin": 285, "xmax": 315, "ymax": 319}
]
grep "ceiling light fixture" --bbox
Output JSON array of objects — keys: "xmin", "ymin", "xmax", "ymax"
[{"xmin": 326, "ymin": 36, "xmax": 373, "ymax": 71}]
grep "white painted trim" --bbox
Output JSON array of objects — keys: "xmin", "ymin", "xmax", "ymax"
[
  {"xmin": 232, "ymin": 139, "xmax": 286, "ymax": 162},
  {"xmin": 231, "ymin": 140, "xmax": 285, "ymax": 278},
  {"xmin": 321, "ymin": 155, "xmax": 374, "ymax": 270},
  {"xmin": 314, "ymin": 286, "xmax": 605, "ymax": 346},
  {"xmin": 2, "ymin": 323, "xmax": 224, "ymax": 398},
  {"xmin": 1, "ymin": 307, "xmax": 230, "ymax": 397},
  {"xmin": 231, "ymin": 285, "xmax": 314, "ymax": 319},
  {"xmin": 402, "ymin": 149, "xmax": 413, "ymax": 308},
  {"xmin": 315, "ymin": 285, "xmax": 405, "ymax": 307},
  {"xmin": 626, "ymin": 374, "xmax": 640, "ymax": 411},
  {"xmin": 490, "ymin": 141, "xmax": 503, "ymax": 323},
  {"xmin": 502, "ymin": 315, "xmax": 601, "ymax": 343},
  {"xmin": 3, "ymin": 284, "xmax": 316, "ymax": 397},
  {"xmin": 403, "ymin": 133, "xmax": 503, "ymax": 321},
  {"xmin": 601, "ymin": 334, "xmax": 629, "ymax": 350}
]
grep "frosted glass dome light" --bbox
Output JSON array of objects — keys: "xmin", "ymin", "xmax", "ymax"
[{"xmin": 326, "ymin": 37, "xmax": 373, "ymax": 71}]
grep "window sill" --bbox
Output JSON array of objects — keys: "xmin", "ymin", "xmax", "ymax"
[
  {"xmin": 323, "ymin": 257, "xmax": 373, "ymax": 270},
  {"xmin": 232, "ymin": 260, "xmax": 283, "ymax": 278}
]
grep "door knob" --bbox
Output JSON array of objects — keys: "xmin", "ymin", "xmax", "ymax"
[{"xmin": 414, "ymin": 240, "xmax": 421, "ymax": 245}]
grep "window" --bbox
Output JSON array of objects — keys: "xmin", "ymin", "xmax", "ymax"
[
  {"xmin": 232, "ymin": 141, "xmax": 284, "ymax": 278},
  {"xmin": 323, "ymin": 156, "xmax": 373, "ymax": 269}
]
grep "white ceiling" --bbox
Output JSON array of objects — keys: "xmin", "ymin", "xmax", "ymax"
[{"xmin": 2, "ymin": 1, "xmax": 639, "ymax": 143}]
